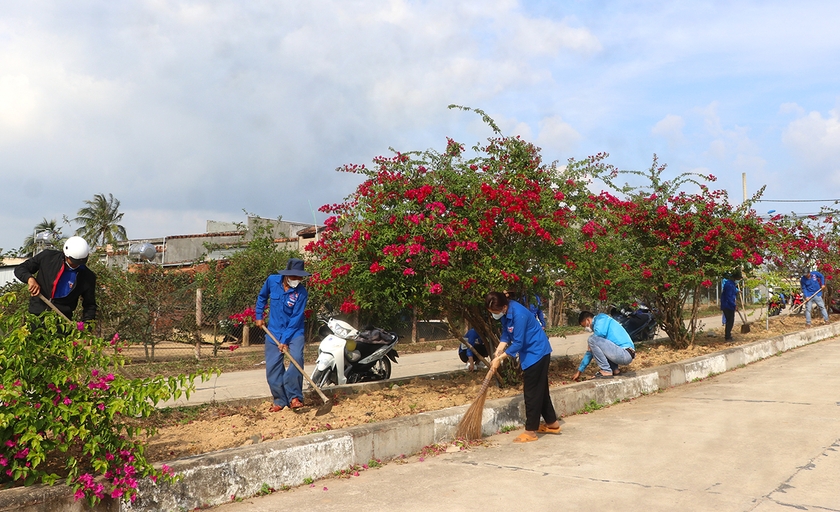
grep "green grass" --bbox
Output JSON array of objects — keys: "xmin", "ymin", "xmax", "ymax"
[{"xmin": 577, "ymin": 399, "xmax": 605, "ymax": 414}]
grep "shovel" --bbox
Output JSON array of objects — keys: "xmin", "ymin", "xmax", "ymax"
[
  {"xmin": 790, "ymin": 286, "xmax": 825, "ymax": 316},
  {"xmin": 736, "ymin": 292, "xmax": 751, "ymax": 334},
  {"xmin": 259, "ymin": 325, "xmax": 332, "ymax": 416},
  {"xmin": 38, "ymin": 294, "xmax": 73, "ymax": 324}
]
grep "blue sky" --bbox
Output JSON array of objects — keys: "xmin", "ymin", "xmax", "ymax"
[{"xmin": 1, "ymin": 0, "xmax": 839, "ymax": 251}]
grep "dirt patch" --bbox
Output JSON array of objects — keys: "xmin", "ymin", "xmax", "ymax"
[{"xmin": 139, "ymin": 314, "xmax": 815, "ymax": 463}]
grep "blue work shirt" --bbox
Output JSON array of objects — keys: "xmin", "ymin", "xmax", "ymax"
[
  {"xmin": 721, "ymin": 279, "xmax": 738, "ymax": 311},
  {"xmin": 801, "ymin": 271, "xmax": 825, "ymax": 298},
  {"xmin": 578, "ymin": 313, "xmax": 634, "ymax": 372},
  {"xmin": 499, "ymin": 300, "xmax": 552, "ymax": 370},
  {"xmin": 52, "ymin": 263, "xmax": 81, "ymax": 299},
  {"xmin": 460, "ymin": 328, "xmax": 484, "ymax": 358},
  {"xmin": 255, "ymin": 275, "xmax": 309, "ymax": 344}
]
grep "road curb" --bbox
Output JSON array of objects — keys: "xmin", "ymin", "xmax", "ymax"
[{"xmin": 4, "ymin": 323, "xmax": 837, "ymax": 511}]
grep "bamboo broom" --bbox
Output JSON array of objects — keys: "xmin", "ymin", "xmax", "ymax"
[{"xmin": 455, "ymin": 368, "xmax": 497, "ymax": 440}]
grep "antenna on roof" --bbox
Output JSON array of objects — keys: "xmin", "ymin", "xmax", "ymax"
[{"xmin": 308, "ymin": 199, "xmax": 318, "ymax": 227}]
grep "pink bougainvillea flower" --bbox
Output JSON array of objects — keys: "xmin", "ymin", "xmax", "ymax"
[
  {"xmin": 403, "ymin": 268, "xmax": 416, "ymax": 276},
  {"xmin": 701, "ymin": 279, "xmax": 713, "ymax": 288},
  {"xmin": 77, "ymin": 322, "xmax": 84, "ymax": 331}
]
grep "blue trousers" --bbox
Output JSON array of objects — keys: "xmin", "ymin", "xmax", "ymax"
[
  {"xmin": 265, "ymin": 334, "xmax": 304, "ymax": 407},
  {"xmin": 805, "ymin": 295, "xmax": 829, "ymax": 325},
  {"xmin": 587, "ymin": 334, "xmax": 633, "ymax": 373}
]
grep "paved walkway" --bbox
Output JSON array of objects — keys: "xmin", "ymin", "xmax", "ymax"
[
  {"xmin": 161, "ymin": 311, "xmax": 755, "ymax": 407},
  {"xmin": 210, "ymin": 330, "xmax": 840, "ymax": 511}
]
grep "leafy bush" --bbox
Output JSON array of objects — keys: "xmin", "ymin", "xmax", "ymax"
[{"xmin": 0, "ymin": 293, "xmax": 216, "ymax": 504}]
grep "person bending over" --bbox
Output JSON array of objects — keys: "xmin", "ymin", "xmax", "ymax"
[{"xmin": 573, "ymin": 311, "xmax": 635, "ymax": 380}]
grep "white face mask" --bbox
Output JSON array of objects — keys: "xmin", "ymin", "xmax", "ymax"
[
  {"xmin": 491, "ymin": 311, "xmax": 504, "ymax": 320},
  {"xmin": 286, "ymin": 279, "xmax": 301, "ymax": 288},
  {"xmin": 584, "ymin": 326, "xmax": 592, "ymax": 333}
]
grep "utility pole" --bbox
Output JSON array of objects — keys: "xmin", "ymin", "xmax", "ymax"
[{"xmin": 742, "ymin": 172, "xmax": 747, "ymax": 203}]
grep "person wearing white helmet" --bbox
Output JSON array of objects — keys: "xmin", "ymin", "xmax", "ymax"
[{"xmin": 14, "ymin": 236, "xmax": 98, "ymax": 322}]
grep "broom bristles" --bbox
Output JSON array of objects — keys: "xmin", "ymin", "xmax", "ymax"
[{"xmin": 456, "ymin": 370, "xmax": 495, "ymax": 440}]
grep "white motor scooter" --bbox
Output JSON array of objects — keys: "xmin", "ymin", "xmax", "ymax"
[
  {"xmin": 310, "ymin": 314, "xmax": 400, "ymax": 387},
  {"xmin": 311, "ymin": 317, "xmax": 358, "ymax": 386}
]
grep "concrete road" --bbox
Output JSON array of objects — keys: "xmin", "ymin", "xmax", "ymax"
[{"xmin": 209, "ymin": 335, "xmax": 840, "ymax": 511}]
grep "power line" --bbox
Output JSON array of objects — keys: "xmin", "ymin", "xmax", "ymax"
[{"xmin": 756, "ymin": 198, "xmax": 840, "ymax": 203}]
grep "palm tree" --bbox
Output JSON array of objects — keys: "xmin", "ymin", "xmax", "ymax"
[
  {"xmin": 74, "ymin": 193, "xmax": 128, "ymax": 249},
  {"xmin": 21, "ymin": 218, "xmax": 63, "ymax": 256}
]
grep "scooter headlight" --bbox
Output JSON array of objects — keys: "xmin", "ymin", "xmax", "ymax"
[{"xmin": 345, "ymin": 339, "xmax": 357, "ymax": 351}]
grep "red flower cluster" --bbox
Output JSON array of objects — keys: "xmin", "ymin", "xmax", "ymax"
[{"xmin": 229, "ymin": 307, "xmax": 256, "ymax": 326}]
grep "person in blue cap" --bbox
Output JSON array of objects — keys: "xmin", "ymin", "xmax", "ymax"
[
  {"xmin": 255, "ymin": 258, "xmax": 310, "ymax": 412},
  {"xmin": 800, "ymin": 268, "xmax": 829, "ymax": 327}
]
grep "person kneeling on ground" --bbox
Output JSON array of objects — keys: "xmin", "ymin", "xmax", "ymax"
[
  {"xmin": 486, "ymin": 291, "xmax": 561, "ymax": 443},
  {"xmin": 573, "ymin": 311, "xmax": 635, "ymax": 381},
  {"xmin": 459, "ymin": 328, "xmax": 488, "ymax": 371}
]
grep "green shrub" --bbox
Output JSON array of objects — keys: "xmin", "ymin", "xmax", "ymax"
[{"xmin": 0, "ymin": 292, "xmax": 216, "ymax": 505}]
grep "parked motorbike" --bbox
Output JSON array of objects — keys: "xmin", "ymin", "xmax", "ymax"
[
  {"xmin": 767, "ymin": 290, "xmax": 787, "ymax": 317},
  {"xmin": 310, "ymin": 313, "xmax": 400, "ymax": 387},
  {"xmin": 609, "ymin": 304, "xmax": 657, "ymax": 343}
]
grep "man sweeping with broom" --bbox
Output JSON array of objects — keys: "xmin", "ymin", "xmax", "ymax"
[{"xmin": 484, "ymin": 291, "xmax": 561, "ymax": 443}]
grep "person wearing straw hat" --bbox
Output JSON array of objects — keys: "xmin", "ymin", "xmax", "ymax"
[
  {"xmin": 486, "ymin": 291, "xmax": 560, "ymax": 443},
  {"xmin": 255, "ymin": 258, "xmax": 310, "ymax": 412}
]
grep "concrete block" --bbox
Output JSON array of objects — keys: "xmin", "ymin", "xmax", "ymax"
[
  {"xmin": 127, "ymin": 432, "xmax": 354, "ymax": 511},
  {"xmin": 684, "ymin": 353, "xmax": 727, "ymax": 382}
]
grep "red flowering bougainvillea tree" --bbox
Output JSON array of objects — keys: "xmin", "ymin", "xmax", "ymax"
[
  {"xmin": 762, "ymin": 206, "xmax": 840, "ymax": 304},
  {"xmin": 306, "ymin": 107, "xmax": 600, "ymax": 358},
  {"xmin": 565, "ymin": 157, "xmax": 769, "ymax": 348}
]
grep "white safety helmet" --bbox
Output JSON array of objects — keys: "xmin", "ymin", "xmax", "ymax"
[{"xmin": 63, "ymin": 236, "xmax": 90, "ymax": 262}]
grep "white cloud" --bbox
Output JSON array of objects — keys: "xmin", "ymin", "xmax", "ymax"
[
  {"xmin": 651, "ymin": 114, "xmax": 684, "ymax": 145},
  {"xmin": 696, "ymin": 102, "xmax": 765, "ymax": 172},
  {"xmin": 782, "ymin": 108, "xmax": 840, "ymax": 168},
  {"xmin": 536, "ymin": 115, "xmax": 581, "ymax": 156}
]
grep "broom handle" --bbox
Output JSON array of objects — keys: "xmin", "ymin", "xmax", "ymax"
[{"xmin": 464, "ymin": 340, "xmax": 504, "ymax": 386}]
